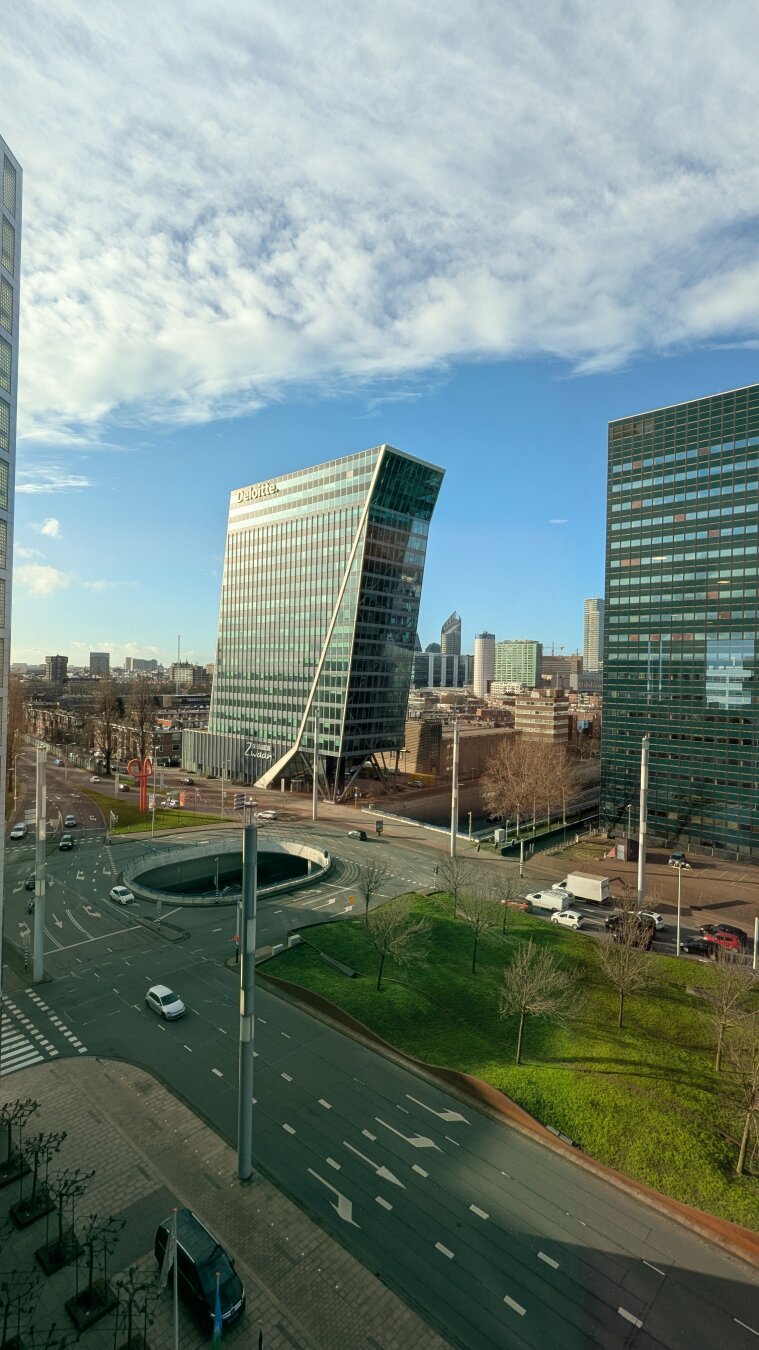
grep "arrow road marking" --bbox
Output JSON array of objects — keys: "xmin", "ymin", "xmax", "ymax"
[
  {"xmin": 375, "ymin": 1118, "xmax": 442, "ymax": 1151},
  {"xmin": 307, "ymin": 1170, "xmax": 360, "ymax": 1227},
  {"xmin": 406, "ymin": 1094, "xmax": 470, "ymax": 1125},
  {"xmin": 343, "ymin": 1141, "xmax": 406, "ymax": 1188},
  {"xmin": 52, "ymin": 914, "xmax": 63, "ymax": 929},
  {"xmin": 83, "ymin": 905, "xmax": 101, "ymax": 918}
]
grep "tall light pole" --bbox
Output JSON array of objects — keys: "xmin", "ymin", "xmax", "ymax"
[
  {"xmin": 238, "ymin": 820, "xmax": 258, "ymax": 1181},
  {"xmin": 312, "ymin": 708, "xmax": 319, "ymax": 822},
  {"xmin": 636, "ymin": 734, "xmax": 650, "ymax": 911},
  {"xmin": 449, "ymin": 717, "xmax": 460, "ymax": 857},
  {"xmin": 12, "ymin": 753, "xmax": 19, "ymax": 804},
  {"xmin": 675, "ymin": 861, "xmax": 683, "ymax": 957},
  {"xmin": 33, "ymin": 747, "xmax": 47, "ymax": 983}
]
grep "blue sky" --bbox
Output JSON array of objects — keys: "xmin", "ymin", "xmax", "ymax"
[{"xmin": 5, "ymin": 2, "xmax": 759, "ymax": 664}]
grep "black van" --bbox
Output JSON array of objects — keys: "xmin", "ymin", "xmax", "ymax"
[{"xmin": 155, "ymin": 1209, "xmax": 245, "ymax": 1328}]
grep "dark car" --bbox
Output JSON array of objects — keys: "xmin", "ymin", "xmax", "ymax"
[
  {"xmin": 58, "ymin": 834, "xmax": 74, "ymax": 851},
  {"xmin": 680, "ymin": 936, "xmax": 716, "ymax": 958},
  {"xmin": 347, "ymin": 829, "xmax": 367, "ymax": 841},
  {"xmin": 155, "ymin": 1209, "xmax": 244, "ymax": 1329},
  {"xmin": 606, "ymin": 912, "xmax": 655, "ymax": 950},
  {"xmin": 24, "ymin": 873, "xmax": 35, "ymax": 891},
  {"xmin": 699, "ymin": 922, "xmax": 748, "ymax": 943}
]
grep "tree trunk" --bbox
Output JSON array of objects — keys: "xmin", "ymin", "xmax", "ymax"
[
  {"xmin": 618, "ymin": 988, "xmax": 624, "ymax": 1029},
  {"xmin": 516, "ymin": 808, "xmax": 521, "ymax": 837},
  {"xmin": 562, "ymin": 790, "xmax": 566, "ymax": 826},
  {"xmin": 376, "ymin": 954, "xmax": 386, "ymax": 992},
  {"xmin": 736, "ymin": 1109, "xmax": 752, "ymax": 1176},
  {"xmin": 471, "ymin": 935, "xmax": 478, "ymax": 975},
  {"xmin": 715, "ymin": 1023, "xmax": 724, "ymax": 1074},
  {"xmin": 515, "ymin": 1011, "xmax": 525, "ymax": 1065}
]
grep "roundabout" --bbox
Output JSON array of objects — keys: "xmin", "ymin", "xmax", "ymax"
[{"xmin": 121, "ymin": 835, "xmax": 332, "ymax": 907}]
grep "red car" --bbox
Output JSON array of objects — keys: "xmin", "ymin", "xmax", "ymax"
[{"xmin": 704, "ymin": 929, "xmax": 747, "ymax": 953}]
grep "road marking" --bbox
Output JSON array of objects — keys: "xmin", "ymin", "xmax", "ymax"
[
  {"xmin": 319, "ymin": 1099, "xmax": 332, "ymax": 1110},
  {"xmin": 281, "ymin": 1072, "xmax": 293, "ymax": 1082},
  {"xmin": 445, "ymin": 1135, "xmax": 459, "ymax": 1147},
  {"xmin": 343, "ymin": 1141, "xmax": 405, "ymax": 1188},
  {"xmin": 376, "ymin": 1118, "xmax": 441, "ymax": 1151},
  {"xmin": 538, "ymin": 1251, "xmax": 559, "ymax": 1269},
  {"xmin": 412, "ymin": 1164, "xmax": 428, "ymax": 1177},
  {"xmin": 362, "ymin": 1129, "xmax": 377, "ymax": 1142},
  {"xmin": 376, "ymin": 1196, "xmax": 393, "ymax": 1211},
  {"xmin": 183, "ymin": 1045, "xmax": 192, "ymax": 1052},
  {"xmin": 643, "ymin": 1259, "xmax": 665, "ymax": 1276},
  {"xmin": 504, "ymin": 1295, "xmax": 526, "ymax": 1317},
  {"xmin": 282, "ymin": 1123, "xmax": 296, "ymax": 1135},
  {"xmin": 734, "ymin": 1318, "xmax": 759, "ymax": 1337},
  {"xmin": 326, "ymin": 1157, "xmax": 341, "ymax": 1170},
  {"xmin": 258, "ymin": 1018, "xmax": 267, "ymax": 1024},
  {"xmin": 470, "ymin": 1204, "xmax": 489, "ymax": 1220},
  {"xmin": 307, "ymin": 1170, "xmax": 359, "ymax": 1227},
  {"xmin": 406, "ymin": 1094, "xmax": 470, "ymax": 1125},
  {"xmin": 397, "ymin": 1105, "xmax": 409, "ymax": 1114},
  {"xmin": 65, "ymin": 909, "xmax": 91, "ymax": 936},
  {"xmin": 619, "ymin": 1308, "xmax": 643, "ymax": 1329},
  {"xmin": 212, "ymin": 927, "xmax": 222, "ymax": 933},
  {"xmin": 280, "ymin": 1030, "xmax": 291, "ymax": 1039},
  {"xmin": 435, "ymin": 1242, "xmax": 454, "ymax": 1260},
  {"xmin": 211, "ymin": 1068, "xmax": 223, "ymax": 1078},
  {"xmin": 51, "ymin": 914, "xmax": 63, "ymax": 929}
]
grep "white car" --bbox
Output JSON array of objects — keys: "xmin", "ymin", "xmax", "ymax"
[
  {"xmin": 258, "ymin": 810, "xmax": 277, "ymax": 820},
  {"xmin": 90, "ymin": 775, "xmax": 101, "ymax": 783},
  {"xmin": 550, "ymin": 909, "xmax": 585, "ymax": 930},
  {"xmin": 637, "ymin": 910, "xmax": 665, "ymax": 930},
  {"xmin": 9, "ymin": 822, "xmax": 28, "ymax": 840},
  {"xmin": 110, "ymin": 885, "xmax": 134, "ymax": 905},
  {"xmin": 145, "ymin": 984, "xmax": 186, "ymax": 1020},
  {"xmin": 164, "ymin": 798, "xmax": 179, "ymax": 808}
]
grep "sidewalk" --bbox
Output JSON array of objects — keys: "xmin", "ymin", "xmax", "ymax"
[{"xmin": 0, "ymin": 1058, "xmax": 450, "ymax": 1350}]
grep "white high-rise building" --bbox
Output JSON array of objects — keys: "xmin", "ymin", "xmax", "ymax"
[
  {"xmin": 473, "ymin": 632, "xmax": 495, "ymax": 697},
  {"xmin": 584, "ymin": 597, "xmax": 604, "ymax": 672}
]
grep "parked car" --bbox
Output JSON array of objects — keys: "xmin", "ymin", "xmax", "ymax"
[
  {"xmin": 110, "ymin": 885, "xmax": 134, "ymax": 905},
  {"xmin": 679, "ymin": 936, "xmax": 716, "ymax": 958},
  {"xmin": 668, "ymin": 851, "xmax": 691, "ymax": 868},
  {"xmin": 550, "ymin": 909, "xmax": 584, "ymax": 930},
  {"xmin": 58, "ymin": 834, "xmax": 74, "ymax": 851},
  {"xmin": 89, "ymin": 775, "xmax": 101, "ymax": 783},
  {"xmin": 145, "ymin": 985, "xmax": 186, "ymax": 1020},
  {"xmin": 154, "ymin": 1208, "xmax": 244, "ymax": 1329},
  {"xmin": 64, "ymin": 815, "xmax": 77, "ymax": 828},
  {"xmin": 348, "ymin": 829, "xmax": 367, "ymax": 841},
  {"xmin": 24, "ymin": 873, "xmax": 35, "ymax": 891},
  {"xmin": 637, "ymin": 909, "xmax": 665, "ymax": 930},
  {"xmin": 9, "ymin": 822, "xmax": 28, "ymax": 840}
]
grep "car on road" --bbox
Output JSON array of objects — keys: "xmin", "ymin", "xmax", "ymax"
[
  {"xmin": 668, "ymin": 851, "xmax": 691, "ymax": 868},
  {"xmin": 9, "ymin": 822, "xmax": 28, "ymax": 840},
  {"xmin": 118, "ymin": 783, "xmax": 130, "ymax": 792},
  {"xmin": 679, "ymin": 936, "xmax": 716, "ymax": 958},
  {"xmin": 257, "ymin": 810, "xmax": 277, "ymax": 820},
  {"xmin": 524, "ymin": 889, "xmax": 570, "ymax": 914},
  {"xmin": 58, "ymin": 834, "xmax": 74, "ymax": 851},
  {"xmin": 145, "ymin": 984, "xmax": 186, "ymax": 1019},
  {"xmin": 637, "ymin": 909, "xmax": 665, "ymax": 930},
  {"xmin": 180, "ymin": 777, "xmax": 194, "ymax": 785},
  {"xmin": 110, "ymin": 885, "xmax": 134, "ymax": 905},
  {"xmin": 550, "ymin": 908, "xmax": 584, "ymax": 930},
  {"xmin": 699, "ymin": 922, "xmax": 748, "ymax": 942},
  {"xmin": 24, "ymin": 873, "xmax": 35, "ymax": 891},
  {"xmin": 347, "ymin": 829, "xmax": 367, "ymax": 840},
  {"xmin": 63, "ymin": 815, "xmax": 77, "ymax": 828},
  {"xmin": 89, "ymin": 775, "xmax": 101, "ymax": 783},
  {"xmin": 164, "ymin": 797, "xmax": 181, "ymax": 808},
  {"xmin": 154, "ymin": 1208, "xmax": 244, "ymax": 1329},
  {"xmin": 704, "ymin": 929, "xmax": 748, "ymax": 953},
  {"xmin": 606, "ymin": 912, "xmax": 656, "ymax": 949}
]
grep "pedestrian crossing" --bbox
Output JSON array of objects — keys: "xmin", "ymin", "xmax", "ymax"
[{"xmin": 0, "ymin": 993, "xmax": 87, "ymax": 1077}]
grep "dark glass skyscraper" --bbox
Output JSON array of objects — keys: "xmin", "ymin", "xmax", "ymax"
[
  {"xmin": 184, "ymin": 444, "xmax": 444, "ymax": 796},
  {"xmin": 601, "ymin": 385, "xmax": 759, "ymax": 858}
]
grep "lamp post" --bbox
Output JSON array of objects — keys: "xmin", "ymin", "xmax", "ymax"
[
  {"xmin": 12, "ymin": 753, "xmax": 20, "ymax": 804},
  {"xmin": 450, "ymin": 717, "xmax": 460, "ymax": 858},
  {"xmin": 676, "ymin": 860, "xmax": 683, "ymax": 957}
]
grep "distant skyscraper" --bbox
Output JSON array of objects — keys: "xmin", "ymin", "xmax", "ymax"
[
  {"xmin": 184, "ymin": 445, "xmax": 444, "ymax": 795},
  {"xmin": 45, "ymin": 654, "xmax": 68, "ymax": 683},
  {"xmin": 601, "ymin": 385, "xmax": 759, "ymax": 858},
  {"xmin": 473, "ymin": 632, "xmax": 495, "ymax": 697},
  {"xmin": 440, "ymin": 611, "xmax": 461, "ymax": 655},
  {"xmin": 89, "ymin": 651, "xmax": 110, "ymax": 678},
  {"xmin": 583, "ymin": 598, "xmax": 604, "ymax": 672},
  {"xmin": 494, "ymin": 639, "xmax": 542, "ymax": 687}
]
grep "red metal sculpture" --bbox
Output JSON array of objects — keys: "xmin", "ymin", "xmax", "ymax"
[{"xmin": 126, "ymin": 755, "xmax": 153, "ymax": 814}]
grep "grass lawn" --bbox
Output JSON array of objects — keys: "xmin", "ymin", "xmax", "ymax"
[
  {"xmin": 81, "ymin": 788, "xmax": 221, "ymax": 834},
  {"xmin": 267, "ymin": 894, "xmax": 759, "ymax": 1229}
]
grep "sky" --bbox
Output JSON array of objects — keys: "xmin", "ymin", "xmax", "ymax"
[{"xmin": 4, "ymin": 1, "xmax": 759, "ymax": 665}]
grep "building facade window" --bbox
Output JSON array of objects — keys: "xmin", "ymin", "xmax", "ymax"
[
  {"xmin": 1, "ymin": 216, "xmax": 13, "ymax": 275},
  {"xmin": 0, "ymin": 335, "xmax": 10, "ymax": 393},
  {"xmin": 2, "ymin": 157, "xmax": 16, "ymax": 216},
  {"xmin": 0, "ymin": 276, "xmax": 12, "ymax": 334},
  {"xmin": 0, "ymin": 397, "xmax": 8, "ymax": 452}
]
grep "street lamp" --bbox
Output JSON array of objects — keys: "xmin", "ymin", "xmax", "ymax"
[
  {"xmin": 12, "ymin": 753, "xmax": 20, "ymax": 804},
  {"xmin": 675, "ymin": 860, "xmax": 685, "ymax": 957}
]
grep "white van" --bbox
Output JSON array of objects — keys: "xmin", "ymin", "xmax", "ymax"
[
  {"xmin": 556, "ymin": 873, "xmax": 610, "ymax": 904},
  {"xmin": 524, "ymin": 889, "xmax": 570, "ymax": 914}
]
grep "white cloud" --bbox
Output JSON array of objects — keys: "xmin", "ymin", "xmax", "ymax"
[
  {"xmin": 36, "ymin": 517, "xmax": 62, "ymax": 538},
  {"xmin": 16, "ymin": 564, "xmax": 71, "ymax": 597},
  {"xmin": 5, "ymin": 3, "xmax": 759, "ymax": 438},
  {"xmin": 16, "ymin": 467, "xmax": 93, "ymax": 494},
  {"xmin": 548, "ymin": 518, "xmax": 568, "ymax": 525},
  {"xmin": 14, "ymin": 544, "xmax": 45, "ymax": 560}
]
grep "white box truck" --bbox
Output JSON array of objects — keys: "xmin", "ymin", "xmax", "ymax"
[
  {"xmin": 555, "ymin": 873, "xmax": 610, "ymax": 904},
  {"xmin": 525, "ymin": 889, "xmax": 570, "ymax": 914}
]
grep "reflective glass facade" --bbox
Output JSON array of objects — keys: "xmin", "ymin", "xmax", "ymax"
[
  {"xmin": 601, "ymin": 385, "xmax": 759, "ymax": 857},
  {"xmin": 184, "ymin": 445, "xmax": 443, "ymax": 793},
  {"xmin": 0, "ymin": 136, "xmax": 20, "ymax": 876}
]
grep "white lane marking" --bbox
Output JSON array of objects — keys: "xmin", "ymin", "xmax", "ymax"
[
  {"xmin": 734, "ymin": 1320, "xmax": 759, "ymax": 1338},
  {"xmin": 397, "ymin": 1105, "xmax": 409, "ymax": 1114},
  {"xmin": 406, "ymin": 1094, "xmax": 470, "ymax": 1125},
  {"xmin": 643, "ymin": 1259, "xmax": 665, "ymax": 1276},
  {"xmin": 412, "ymin": 1164, "xmax": 428, "ymax": 1177},
  {"xmin": 504, "ymin": 1295, "xmax": 526, "ymax": 1317},
  {"xmin": 307, "ymin": 1170, "xmax": 360, "ymax": 1227},
  {"xmin": 445, "ymin": 1135, "xmax": 459, "ymax": 1147},
  {"xmin": 183, "ymin": 1045, "xmax": 192, "ymax": 1053},
  {"xmin": 362, "ymin": 1129, "xmax": 377, "ymax": 1142},
  {"xmin": 619, "ymin": 1308, "xmax": 643, "ymax": 1330},
  {"xmin": 376, "ymin": 1118, "xmax": 441, "ymax": 1151},
  {"xmin": 435, "ymin": 1242, "xmax": 454, "ymax": 1260},
  {"xmin": 211, "ymin": 1068, "xmax": 223, "ymax": 1078},
  {"xmin": 343, "ymin": 1141, "xmax": 405, "ymax": 1188},
  {"xmin": 258, "ymin": 1018, "xmax": 267, "ymax": 1024},
  {"xmin": 326, "ymin": 1157, "xmax": 341, "ymax": 1171},
  {"xmin": 212, "ymin": 927, "xmax": 222, "ymax": 933},
  {"xmin": 282, "ymin": 1123, "xmax": 296, "ymax": 1135},
  {"xmin": 280, "ymin": 1031, "xmax": 291, "ymax": 1039},
  {"xmin": 319, "ymin": 1099, "xmax": 332, "ymax": 1110},
  {"xmin": 65, "ymin": 908, "xmax": 91, "ymax": 936},
  {"xmin": 281, "ymin": 1072, "xmax": 293, "ymax": 1082},
  {"xmin": 313, "ymin": 898, "xmax": 336, "ymax": 910},
  {"xmin": 470, "ymin": 1204, "xmax": 489, "ymax": 1220},
  {"xmin": 376, "ymin": 1196, "xmax": 393, "ymax": 1211},
  {"xmin": 538, "ymin": 1251, "xmax": 559, "ymax": 1269}
]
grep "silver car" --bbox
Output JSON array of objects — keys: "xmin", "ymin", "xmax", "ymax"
[{"xmin": 145, "ymin": 984, "xmax": 186, "ymax": 1020}]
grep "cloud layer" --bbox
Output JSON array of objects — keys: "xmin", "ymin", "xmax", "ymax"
[{"xmin": 5, "ymin": 1, "xmax": 759, "ymax": 439}]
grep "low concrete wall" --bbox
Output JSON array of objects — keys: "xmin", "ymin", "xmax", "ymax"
[{"xmin": 122, "ymin": 838, "xmax": 332, "ymax": 908}]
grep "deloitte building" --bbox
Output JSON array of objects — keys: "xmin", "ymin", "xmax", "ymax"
[{"xmin": 183, "ymin": 445, "xmax": 444, "ymax": 798}]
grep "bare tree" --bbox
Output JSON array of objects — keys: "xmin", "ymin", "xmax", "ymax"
[
  {"xmin": 595, "ymin": 912, "xmax": 654, "ymax": 1029},
  {"xmin": 459, "ymin": 885, "xmax": 500, "ymax": 975},
  {"xmin": 93, "ymin": 680, "xmax": 123, "ymax": 774},
  {"xmin": 725, "ymin": 1013, "xmax": 759, "ymax": 1176},
  {"xmin": 481, "ymin": 737, "xmax": 534, "ymax": 838},
  {"xmin": 367, "ymin": 899, "xmax": 431, "ymax": 990},
  {"xmin": 5, "ymin": 674, "xmax": 25, "ymax": 798},
  {"xmin": 126, "ymin": 676, "xmax": 157, "ymax": 761},
  {"xmin": 490, "ymin": 868, "xmax": 526, "ymax": 935},
  {"xmin": 435, "ymin": 852, "xmax": 472, "ymax": 919},
  {"xmin": 705, "ymin": 951, "xmax": 757, "ymax": 1073},
  {"xmin": 499, "ymin": 938, "xmax": 577, "ymax": 1064},
  {"xmin": 556, "ymin": 746, "xmax": 581, "ymax": 826},
  {"xmin": 354, "ymin": 858, "xmax": 391, "ymax": 925}
]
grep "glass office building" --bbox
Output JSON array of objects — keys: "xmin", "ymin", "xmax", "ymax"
[
  {"xmin": 0, "ymin": 136, "xmax": 21, "ymax": 869},
  {"xmin": 184, "ymin": 444, "xmax": 444, "ymax": 796},
  {"xmin": 601, "ymin": 385, "xmax": 759, "ymax": 858}
]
